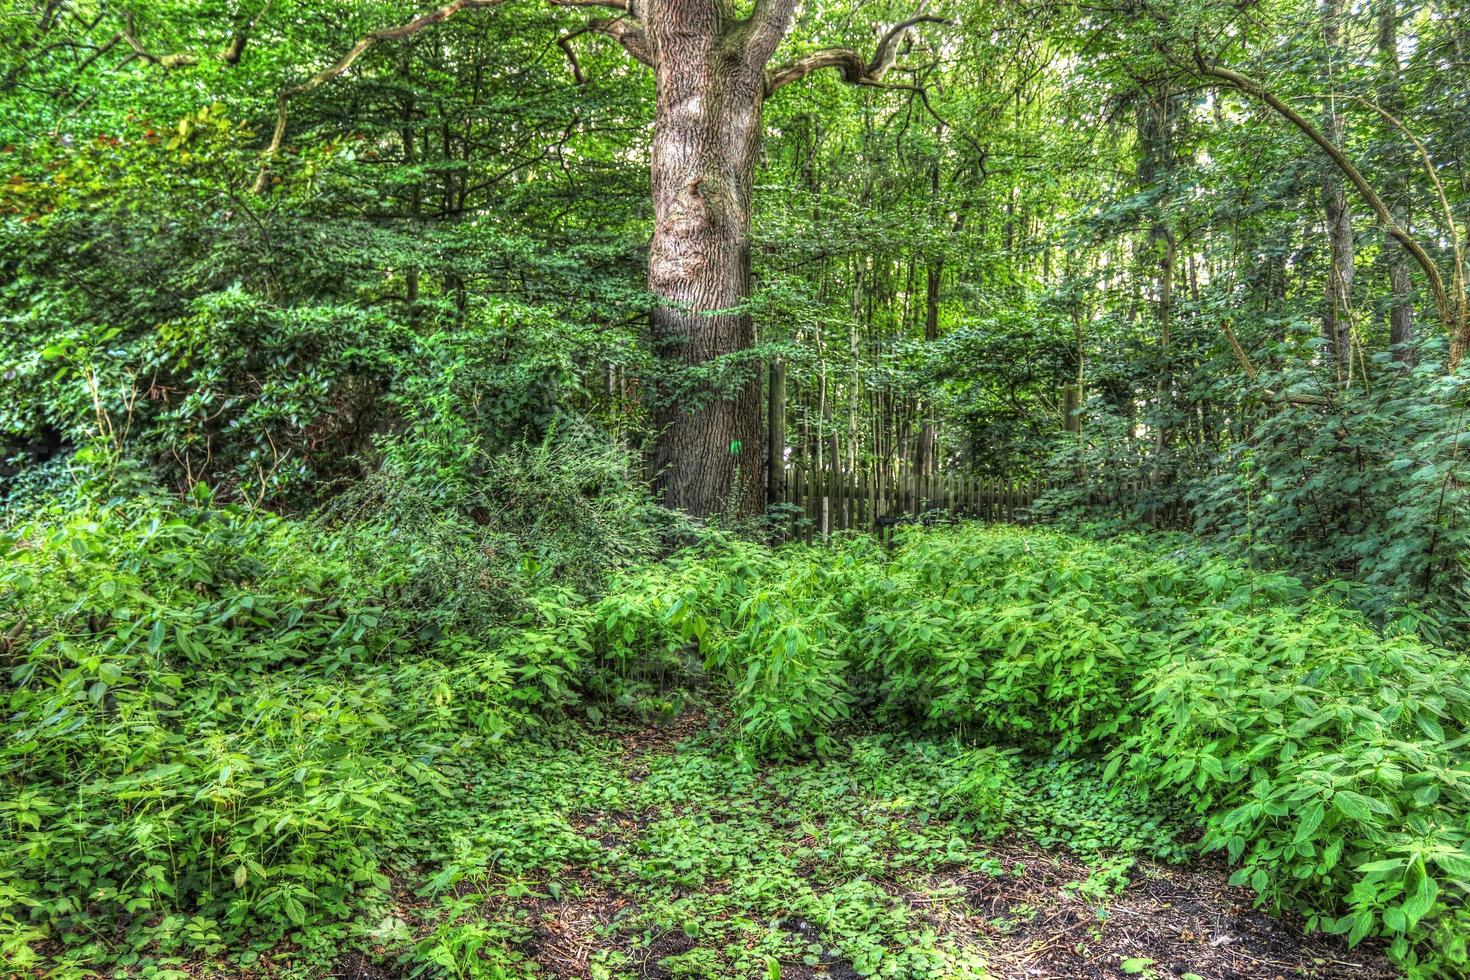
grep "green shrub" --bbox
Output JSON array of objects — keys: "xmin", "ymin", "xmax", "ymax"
[
  {"xmin": 0, "ymin": 492, "xmax": 581, "ymax": 970},
  {"xmin": 608, "ymin": 523, "xmax": 1470, "ymax": 975},
  {"xmin": 578, "ymin": 535, "xmax": 865, "ymax": 755},
  {"xmin": 8, "ymin": 503, "xmax": 1470, "ymax": 976},
  {"xmin": 1115, "ymin": 600, "xmax": 1470, "ymax": 969}
]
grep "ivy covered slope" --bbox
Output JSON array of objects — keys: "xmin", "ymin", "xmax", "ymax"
[{"xmin": 4, "ymin": 501, "xmax": 1468, "ymax": 978}]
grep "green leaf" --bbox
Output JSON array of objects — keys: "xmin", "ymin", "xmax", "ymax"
[
  {"xmin": 1331, "ymin": 791, "xmax": 1375, "ymax": 822},
  {"xmin": 1292, "ymin": 801, "xmax": 1324, "ymax": 843}
]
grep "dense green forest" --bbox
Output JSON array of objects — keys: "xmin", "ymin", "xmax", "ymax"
[{"xmin": 3, "ymin": 0, "xmax": 1470, "ymax": 976}]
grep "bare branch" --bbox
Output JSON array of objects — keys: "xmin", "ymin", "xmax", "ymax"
[
  {"xmin": 765, "ymin": 14, "xmax": 949, "ymax": 95},
  {"xmin": 115, "ymin": 4, "xmax": 268, "ymax": 71},
  {"xmin": 1264, "ymin": 389, "xmax": 1335, "ymax": 407},
  {"xmin": 220, "ymin": 2, "xmax": 271, "ymax": 66},
  {"xmin": 121, "ymin": 12, "xmax": 198, "ymax": 68}
]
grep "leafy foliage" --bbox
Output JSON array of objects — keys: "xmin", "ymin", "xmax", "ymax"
[{"xmin": 554, "ymin": 524, "xmax": 1470, "ymax": 974}]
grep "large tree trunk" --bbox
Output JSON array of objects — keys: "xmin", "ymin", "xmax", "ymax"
[
  {"xmin": 646, "ymin": 8, "xmax": 766, "ymax": 517},
  {"xmin": 249, "ymin": 0, "xmax": 943, "ymax": 518}
]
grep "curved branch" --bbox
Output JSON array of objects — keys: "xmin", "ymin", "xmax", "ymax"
[
  {"xmin": 1346, "ymin": 95, "xmax": 1463, "ymax": 279},
  {"xmin": 869, "ymin": 14, "xmax": 946, "ymax": 75},
  {"xmin": 557, "ymin": 29, "xmax": 589, "ymax": 83},
  {"xmin": 120, "ymin": 4, "xmax": 268, "ymax": 71},
  {"xmin": 556, "ymin": 16, "xmax": 652, "ymax": 81},
  {"xmin": 252, "ymin": 0, "xmax": 505, "ymax": 193},
  {"xmin": 765, "ymin": 14, "xmax": 949, "ymax": 95},
  {"xmin": 767, "ymin": 48, "xmax": 866, "ymax": 91},
  {"xmin": 1196, "ymin": 54, "xmax": 1468, "ymax": 366},
  {"xmin": 121, "ymin": 12, "xmax": 198, "ymax": 68}
]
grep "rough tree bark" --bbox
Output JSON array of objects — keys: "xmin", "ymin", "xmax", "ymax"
[
  {"xmin": 643, "ymin": 1, "xmax": 768, "ymax": 514},
  {"xmin": 643, "ymin": 0, "xmax": 945, "ymax": 515}
]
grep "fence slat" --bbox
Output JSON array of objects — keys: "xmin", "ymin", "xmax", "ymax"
[{"xmin": 779, "ymin": 462, "xmax": 1096, "ymax": 541}]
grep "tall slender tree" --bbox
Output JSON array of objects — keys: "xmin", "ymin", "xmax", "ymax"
[{"xmin": 1318, "ymin": 0, "xmax": 1355, "ymax": 378}]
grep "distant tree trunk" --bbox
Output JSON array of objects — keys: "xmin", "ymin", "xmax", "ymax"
[
  {"xmin": 913, "ymin": 260, "xmax": 941, "ymax": 478},
  {"xmin": 1377, "ymin": 0, "xmax": 1416, "ymax": 361},
  {"xmin": 767, "ymin": 356, "xmax": 785, "ymax": 506},
  {"xmin": 1063, "ymin": 384, "xmax": 1082, "ymax": 433},
  {"xmin": 1137, "ymin": 88, "xmax": 1179, "ymax": 484},
  {"xmin": 914, "ymin": 129, "xmax": 953, "ymax": 479},
  {"xmin": 1320, "ymin": 0, "xmax": 1355, "ymax": 378}
]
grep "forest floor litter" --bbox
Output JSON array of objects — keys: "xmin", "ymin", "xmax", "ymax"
[{"xmin": 325, "ymin": 706, "xmax": 1394, "ymax": 980}]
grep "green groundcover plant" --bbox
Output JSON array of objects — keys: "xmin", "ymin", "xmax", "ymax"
[
  {"xmin": 4, "ymin": 506, "xmax": 1470, "ymax": 976},
  {"xmin": 557, "ymin": 524, "xmax": 1470, "ymax": 975}
]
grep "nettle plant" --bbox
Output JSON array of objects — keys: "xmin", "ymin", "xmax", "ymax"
[
  {"xmin": 1114, "ymin": 601, "xmax": 1470, "ymax": 968},
  {"xmin": 6, "ymin": 494, "xmax": 1470, "ymax": 975}
]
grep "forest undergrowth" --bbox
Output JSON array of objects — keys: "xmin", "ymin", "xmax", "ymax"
[{"xmin": 3, "ymin": 497, "xmax": 1469, "ymax": 979}]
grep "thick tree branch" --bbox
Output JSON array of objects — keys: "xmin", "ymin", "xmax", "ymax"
[
  {"xmin": 1194, "ymin": 54, "xmax": 1468, "ymax": 367},
  {"xmin": 586, "ymin": 16, "xmax": 653, "ymax": 66},
  {"xmin": 766, "ymin": 48, "xmax": 865, "ymax": 91},
  {"xmin": 765, "ymin": 14, "xmax": 948, "ymax": 95},
  {"xmin": 743, "ymin": 0, "xmax": 799, "ymax": 67}
]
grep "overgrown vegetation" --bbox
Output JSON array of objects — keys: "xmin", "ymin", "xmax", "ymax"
[
  {"xmin": 6, "ymin": 0, "xmax": 1470, "ymax": 976},
  {"xmin": 5, "ymin": 511, "xmax": 1467, "ymax": 975}
]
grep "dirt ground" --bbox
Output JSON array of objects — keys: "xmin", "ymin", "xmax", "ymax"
[{"xmin": 331, "ymin": 712, "xmax": 1397, "ymax": 980}]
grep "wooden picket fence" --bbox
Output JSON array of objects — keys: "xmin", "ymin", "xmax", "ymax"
[
  {"xmin": 776, "ymin": 465, "xmax": 1061, "ymax": 543},
  {"xmin": 775, "ymin": 465, "xmax": 1183, "ymax": 542}
]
